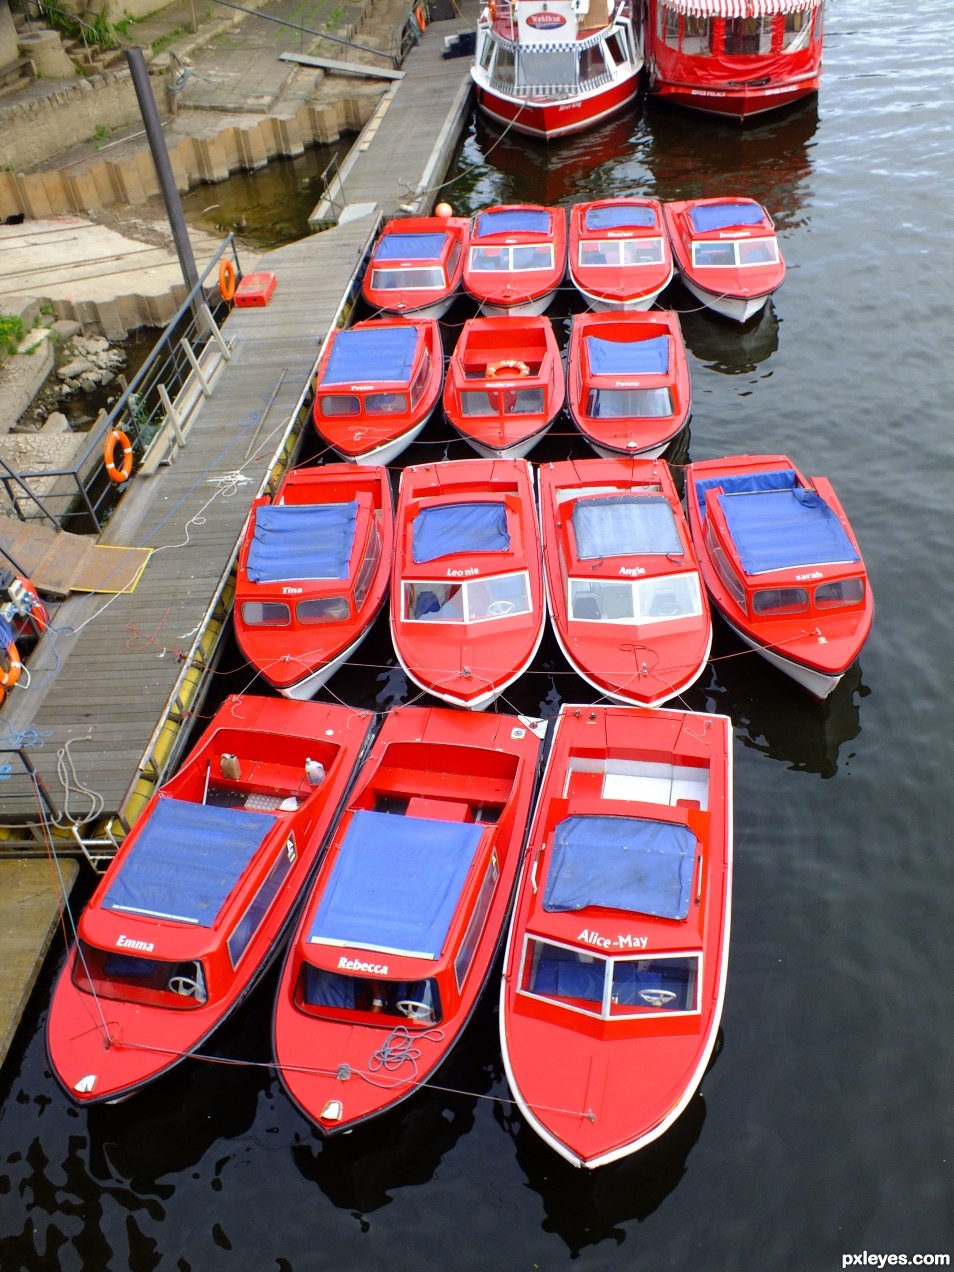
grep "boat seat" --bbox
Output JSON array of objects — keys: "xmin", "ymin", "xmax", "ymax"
[
  {"xmin": 647, "ymin": 591, "xmax": 681, "ymax": 617},
  {"xmin": 532, "ymin": 957, "xmax": 603, "ymax": 1003},
  {"xmin": 414, "ymin": 590, "xmax": 441, "ymax": 618},
  {"xmin": 612, "ymin": 963, "xmax": 690, "ymax": 1010},
  {"xmin": 573, "ymin": 594, "xmax": 601, "ymax": 620}
]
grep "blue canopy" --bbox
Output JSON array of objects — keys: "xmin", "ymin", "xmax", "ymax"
[
  {"xmin": 572, "ymin": 495, "xmax": 682, "ymax": 559},
  {"xmin": 544, "ymin": 815, "xmax": 697, "ymax": 921},
  {"xmin": 690, "ymin": 202, "xmax": 765, "ymax": 233},
  {"xmin": 475, "ymin": 208, "xmax": 549, "ymax": 238},
  {"xmin": 247, "ymin": 501, "xmax": 358, "ymax": 583},
  {"xmin": 322, "ymin": 326, "xmax": 419, "ymax": 386},
  {"xmin": 103, "ymin": 797, "xmax": 276, "ymax": 926},
  {"xmin": 585, "ymin": 205, "xmax": 655, "ymax": 230},
  {"xmin": 586, "ymin": 334, "xmax": 670, "ymax": 376},
  {"xmin": 411, "ymin": 501, "xmax": 510, "ymax": 563},
  {"xmin": 308, "ymin": 809, "xmax": 485, "ymax": 959},
  {"xmin": 692, "ymin": 468, "xmax": 797, "ymax": 523},
  {"xmin": 375, "ymin": 232, "xmax": 447, "ymax": 262},
  {"xmin": 719, "ymin": 488, "xmax": 861, "ymax": 575}
]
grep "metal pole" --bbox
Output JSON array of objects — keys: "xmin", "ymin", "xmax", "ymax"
[{"xmin": 126, "ymin": 47, "xmax": 199, "ymax": 295}]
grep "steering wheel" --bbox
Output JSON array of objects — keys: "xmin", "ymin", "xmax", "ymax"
[
  {"xmin": 639, "ymin": 988, "xmax": 677, "ymax": 1007},
  {"xmin": 168, "ymin": 974, "xmax": 201, "ymax": 998},
  {"xmin": 395, "ymin": 999, "xmax": 435, "ymax": 1022},
  {"xmin": 487, "ymin": 599, "xmax": 515, "ymax": 616}
]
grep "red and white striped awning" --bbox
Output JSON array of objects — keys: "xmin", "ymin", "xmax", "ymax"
[{"xmin": 659, "ymin": 0, "xmax": 821, "ymax": 15}]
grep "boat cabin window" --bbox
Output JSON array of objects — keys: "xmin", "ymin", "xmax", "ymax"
[
  {"xmin": 579, "ymin": 238, "xmax": 665, "ymax": 268},
  {"xmin": 366, "ymin": 391, "xmax": 409, "ymax": 415},
  {"xmin": 354, "ymin": 521, "xmax": 382, "ymax": 608},
  {"xmin": 706, "ymin": 524, "xmax": 747, "ymax": 610},
  {"xmin": 569, "ymin": 572, "xmax": 703, "ymax": 624},
  {"xmin": 752, "ymin": 586, "xmax": 809, "ymax": 616},
  {"xmin": 455, "ymin": 851, "xmax": 500, "ymax": 991},
  {"xmin": 318, "ymin": 394, "xmax": 361, "ymax": 417},
  {"xmin": 586, "ymin": 387, "xmax": 674, "ymax": 419},
  {"xmin": 470, "ymin": 244, "xmax": 553, "ymax": 274},
  {"xmin": 580, "ymin": 43, "xmax": 610, "ymax": 87},
  {"xmin": 460, "ymin": 387, "xmax": 545, "ymax": 418},
  {"xmin": 659, "ymin": 7, "xmax": 711, "ymax": 54},
  {"xmin": 241, "ymin": 599, "xmax": 291, "ymax": 627},
  {"xmin": 403, "ymin": 572, "xmax": 531, "ymax": 623},
  {"xmin": 723, "ymin": 15, "xmax": 773, "ymax": 56},
  {"xmin": 692, "ymin": 237, "xmax": 779, "ymax": 269},
  {"xmin": 782, "ymin": 9, "xmax": 813, "ymax": 52},
  {"xmin": 298, "ymin": 966, "xmax": 443, "ymax": 1024},
  {"xmin": 491, "ymin": 42, "xmax": 515, "ymax": 86},
  {"xmin": 228, "ymin": 837, "xmax": 298, "ymax": 968},
  {"xmin": 73, "ymin": 943, "xmax": 209, "ymax": 1007},
  {"xmin": 815, "ymin": 577, "xmax": 865, "ymax": 609},
  {"xmin": 370, "ymin": 266, "xmax": 445, "ymax": 292},
  {"xmin": 519, "ymin": 939, "xmax": 700, "ymax": 1019},
  {"xmin": 409, "ymin": 351, "xmax": 432, "ymax": 407},
  {"xmin": 296, "ymin": 596, "xmax": 350, "ymax": 623},
  {"xmin": 517, "ymin": 46, "xmax": 577, "ymax": 92}
]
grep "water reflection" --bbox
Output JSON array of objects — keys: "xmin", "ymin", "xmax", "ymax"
[
  {"xmin": 289, "ymin": 994, "xmax": 501, "ymax": 1214},
  {"xmin": 679, "ymin": 300, "xmax": 781, "ymax": 375},
  {"xmin": 500, "ymin": 1089, "xmax": 708, "ymax": 1255},
  {"xmin": 699, "ymin": 623, "xmax": 868, "ymax": 778}
]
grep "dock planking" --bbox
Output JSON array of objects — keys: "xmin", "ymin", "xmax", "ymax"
[{"xmin": 1, "ymin": 216, "xmax": 380, "ymax": 837}]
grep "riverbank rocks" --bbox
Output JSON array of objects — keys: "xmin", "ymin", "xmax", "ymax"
[{"xmin": 55, "ymin": 335, "xmax": 126, "ymax": 398}]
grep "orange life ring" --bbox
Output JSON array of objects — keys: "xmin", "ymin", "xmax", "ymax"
[
  {"xmin": 104, "ymin": 428, "xmax": 134, "ymax": 484},
  {"xmin": 415, "ymin": 4, "xmax": 427, "ymax": 30},
  {"xmin": 487, "ymin": 359, "xmax": 530, "ymax": 379},
  {"xmin": 488, "ymin": 0, "xmax": 497, "ymax": 20},
  {"xmin": 15, "ymin": 578, "xmax": 47, "ymax": 635},
  {"xmin": 219, "ymin": 258, "xmax": 237, "ymax": 301},
  {"xmin": 0, "ymin": 641, "xmax": 20, "ymax": 689}
]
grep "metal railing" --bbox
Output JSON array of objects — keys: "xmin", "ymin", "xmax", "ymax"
[{"xmin": 0, "ymin": 236, "xmax": 241, "ymax": 534}]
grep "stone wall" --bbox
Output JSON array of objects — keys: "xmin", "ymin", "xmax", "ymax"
[
  {"xmin": 0, "ymin": 92, "xmax": 377, "ymax": 220},
  {"xmin": 1, "ymin": 1, "xmax": 18, "ymax": 65}
]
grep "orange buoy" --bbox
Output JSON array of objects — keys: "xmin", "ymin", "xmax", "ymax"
[
  {"xmin": 104, "ymin": 428, "xmax": 134, "ymax": 484},
  {"xmin": 487, "ymin": 359, "xmax": 530, "ymax": 379},
  {"xmin": 435, "ymin": 201, "xmax": 453, "ymax": 219},
  {"xmin": 0, "ymin": 640, "xmax": 21, "ymax": 689},
  {"xmin": 218, "ymin": 257, "xmax": 237, "ymax": 301}
]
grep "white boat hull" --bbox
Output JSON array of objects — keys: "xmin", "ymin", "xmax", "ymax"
[
  {"xmin": 721, "ymin": 615, "xmax": 846, "ymax": 699},
  {"xmin": 277, "ymin": 623, "xmax": 377, "ymax": 700},
  {"xmin": 478, "ymin": 290, "xmax": 558, "ymax": 318},
  {"xmin": 681, "ymin": 277, "xmax": 772, "ymax": 324}
]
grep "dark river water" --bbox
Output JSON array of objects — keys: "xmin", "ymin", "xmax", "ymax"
[{"xmin": 2, "ymin": 1, "xmax": 953, "ymax": 1268}]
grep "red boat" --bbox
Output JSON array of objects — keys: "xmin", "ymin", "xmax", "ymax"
[
  {"xmin": 234, "ymin": 465, "xmax": 394, "ymax": 699},
  {"xmin": 662, "ymin": 197, "xmax": 785, "ymax": 323},
  {"xmin": 463, "ymin": 205, "xmax": 567, "ymax": 316},
  {"xmin": 391, "ymin": 458, "xmax": 546, "ymax": 710},
  {"xmin": 645, "ymin": 0, "xmax": 825, "ymax": 121},
  {"xmin": 566, "ymin": 310, "xmax": 691, "ymax": 458},
  {"xmin": 311, "ymin": 318, "xmax": 443, "ymax": 465},
  {"xmin": 684, "ymin": 453, "xmax": 873, "ymax": 698},
  {"xmin": 500, "ymin": 702, "xmax": 733, "ymax": 1169},
  {"xmin": 443, "ymin": 315, "xmax": 566, "ymax": 460},
  {"xmin": 46, "ymin": 695, "xmax": 374, "ymax": 1105},
  {"xmin": 273, "ymin": 704, "xmax": 543, "ymax": 1134},
  {"xmin": 361, "ymin": 213, "xmax": 470, "ymax": 319},
  {"xmin": 539, "ymin": 458, "xmax": 711, "ymax": 706},
  {"xmin": 471, "ymin": 0, "xmax": 643, "ymax": 141},
  {"xmin": 568, "ymin": 199, "xmax": 674, "ymax": 312}
]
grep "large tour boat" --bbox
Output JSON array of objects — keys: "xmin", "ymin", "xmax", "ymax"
[
  {"xmin": 644, "ymin": 0, "xmax": 825, "ymax": 121},
  {"xmin": 471, "ymin": 0, "xmax": 643, "ymax": 141}
]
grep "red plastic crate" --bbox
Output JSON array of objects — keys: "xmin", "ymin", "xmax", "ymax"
[{"xmin": 234, "ymin": 272, "xmax": 277, "ymax": 307}]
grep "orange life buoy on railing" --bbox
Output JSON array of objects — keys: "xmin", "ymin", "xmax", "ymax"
[
  {"xmin": 219, "ymin": 258, "xmax": 237, "ymax": 302},
  {"xmin": 487, "ymin": 359, "xmax": 530, "ymax": 379},
  {"xmin": 415, "ymin": 4, "xmax": 427, "ymax": 30},
  {"xmin": 104, "ymin": 428, "xmax": 134, "ymax": 484},
  {"xmin": 488, "ymin": 0, "xmax": 498, "ymax": 21},
  {"xmin": 0, "ymin": 641, "xmax": 21, "ymax": 690}
]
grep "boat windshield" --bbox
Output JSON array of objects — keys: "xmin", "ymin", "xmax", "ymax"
[
  {"xmin": 296, "ymin": 596, "xmax": 351, "ymax": 623},
  {"xmin": 519, "ymin": 939, "xmax": 700, "ymax": 1019},
  {"xmin": 692, "ymin": 237, "xmax": 779, "ymax": 269},
  {"xmin": 568, "ymin": 572, "xmax": 703, "ymax": 623},
  {"xmin": 459, "ymin": 386, "xmax": 546, "ymax": 417},
  {"xmin": 403, "ymin": 572, "xmax": 531, "ymax": 622},
  {"xmin": 586, "ymin": 386, "xmax": 674, "ymax": 418},
  {"xmin": 298, "ymin": 966, "xmax": 443, "ymax": 1024},
  {"xmin": 370, "ymin": 266, "xmax": 446, "ymax": 291},
  {"xmin": 578, "ymin": 238, "xmax": 666, "ymax": 268},
  {"xmin": 73, "ymin": 942, "xmax": 209, "ymax": 1008},
  {"xmin": 470, "ymin": 244, "xmax": 554, "ymax": 273}
]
